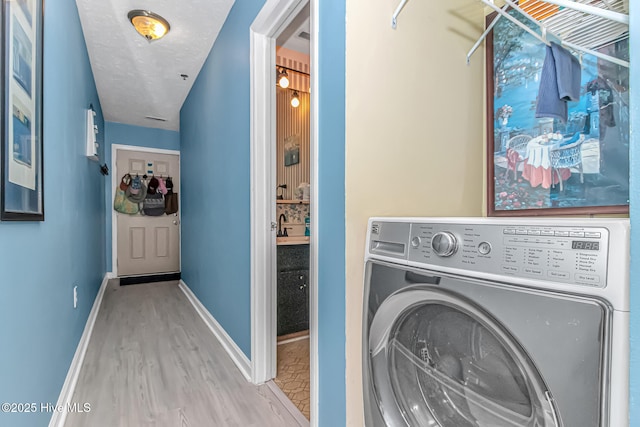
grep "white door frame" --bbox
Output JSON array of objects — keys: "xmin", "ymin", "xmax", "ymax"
[
  {"xmin": 111, "ymin": 144, "xmax": 181, "ymax": 277},
  {"xmin": 250, "ymin": 0, "xmax": 319, "ymax": 424}
]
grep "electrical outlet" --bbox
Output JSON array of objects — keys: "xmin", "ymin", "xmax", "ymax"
[{"xmin": 73, "ymin": 286, "xmax": 78, "ymax": 309}]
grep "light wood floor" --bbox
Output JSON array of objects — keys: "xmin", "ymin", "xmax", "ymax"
[{"xmin": 65, "ymin": 280, "xmax": 303, "ymax": 427}]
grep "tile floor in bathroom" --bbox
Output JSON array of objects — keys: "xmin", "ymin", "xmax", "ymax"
[{"xmin": 274, "ymin": 336, "xmax": 310, "ymax": 420}]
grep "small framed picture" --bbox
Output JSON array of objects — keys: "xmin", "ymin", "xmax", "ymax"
[{"xmin": 284, "ymin": 134, "xmax": 300, "ymax": 166}]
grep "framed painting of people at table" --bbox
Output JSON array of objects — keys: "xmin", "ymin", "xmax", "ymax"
[
  {"xmin": 0, "ymin": 0, "xmax": 44, "ymax": 221},
  {"xmin": 486, "ymin": 10, "xmax": 629, "ymax": 217}
]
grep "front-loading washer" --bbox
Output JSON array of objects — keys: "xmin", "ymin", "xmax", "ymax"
[{"xmin": 362, "ymin": 217, "xmax": 629, "ymax": 427}]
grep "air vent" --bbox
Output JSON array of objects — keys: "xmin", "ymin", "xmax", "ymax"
[
  {"xmin": 145, "ymin": 116, "xmax": 167, "ymax": 122},
  {"xmin": 371, "ymin": 223, "xmax": 380, "ymax": 234},
  {"xmin": 298, "ymin": 31, "xmax": 310, "ymax": 40}
]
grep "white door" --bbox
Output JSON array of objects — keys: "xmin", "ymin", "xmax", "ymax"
[{"xmin": 116, "ymin": 149, "xmax": 180, "ymax": 276}]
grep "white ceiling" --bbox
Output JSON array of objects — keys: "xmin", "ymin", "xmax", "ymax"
[
  {"xmin": 277, "ymin": 4, "xmax": 310, "ymax": 55},
  {"xmin": 75, "ymin": 0, "xmax": 235, "ymax": 131}
]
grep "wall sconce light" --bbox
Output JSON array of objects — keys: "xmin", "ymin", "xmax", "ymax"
[
  {"xmin": 128, "ymin": 10, "xmax": 171, "ymax": 41},
  {"xmin": 277, "ymin": 68, "xmax": 290, "ymax": 88},
  {"xmin": 291, "ymin": 91, "xmax": 300, "ymax": 108},
  {"xmin": 276, "ymin": 184, "xmax": 287, "ymax": 200}
]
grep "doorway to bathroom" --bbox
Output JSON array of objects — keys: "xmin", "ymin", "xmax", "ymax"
[
  {"xmin": 249, "ymin": 0, "xmax": 316, "ymax": 424},
  {"xmin": 273, "ymin": 15, "xmax": 312, "ymax": 416}
]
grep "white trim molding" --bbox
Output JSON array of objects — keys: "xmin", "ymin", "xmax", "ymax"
[
  {"xmin": 111, "ymin": 144, "xmax": 181, "ymax": 156},
  {"xmin": 308, "ymin": 0, "xmax": 319, "ymax": 424},
  {"xmin": 249, "ymin": 23, "xmax": 277, "ymax": 384},
  {"xmin": 266, "ymin": 380, "xmax": 310, "ymax": 426},
  {"xmin": 178, "ymin": 280, "xmax": 252, "ymax": 381},
  {"xmin": 49, "ymin": 274, "xmax": 111, "ymax": 427},
  {"xmin": 110, "ymin": 144, "xmax": 181, "ymax": 277}
]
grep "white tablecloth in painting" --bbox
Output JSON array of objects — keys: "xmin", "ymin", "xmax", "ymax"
[
  {"xmin": 522, "ymin": 136, "xmax": 570, "ymax": 189},
  {"xmin": 525, "ymin": 137, "xmax": 557, "ymax": 169}
]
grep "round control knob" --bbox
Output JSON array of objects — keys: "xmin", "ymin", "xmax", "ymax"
[
  {"xmin": 431, "ymin": 232, "xmax": 458, "ymax": 257},
  {"xmin": 478, "ymin": 241, "xmax": 492, "ymax": 255},
  {"xmin": 411, "ymin": 236, "xmax": 422, "ymax": 248}
]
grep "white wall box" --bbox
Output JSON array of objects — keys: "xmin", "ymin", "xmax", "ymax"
[{"xmin": 86, "ymin": 108, "xmax": 99, "ymax": 161}]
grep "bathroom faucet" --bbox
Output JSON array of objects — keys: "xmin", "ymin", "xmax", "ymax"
[{"xmin": 278, "ymin": 214, "xmax": 288, "ymax": 237}]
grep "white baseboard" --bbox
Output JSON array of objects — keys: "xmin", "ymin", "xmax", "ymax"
[
  {"xmin": 49, "ymin": 273, "xmax": 110, "ymax": 427},
  {"xmin": 266, "ymin": 380, "xmax": 310, "ymax": 426},
  {"xmin": 178, "ymin": 280, "xmax": 252, "ymax": 382}
]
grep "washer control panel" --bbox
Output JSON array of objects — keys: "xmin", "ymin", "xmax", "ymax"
[{"xmin": 407, "ymin": 223, "xmax": 609, "ymax": 288}]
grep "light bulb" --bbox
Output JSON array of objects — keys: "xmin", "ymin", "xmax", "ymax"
[
  {"xmin": 278, "ymin": 69, "xmax": 290, "ymax": 88},
  {"xmin": 291, "ymin": 91, "xmax": 300, "ymax": 108}
]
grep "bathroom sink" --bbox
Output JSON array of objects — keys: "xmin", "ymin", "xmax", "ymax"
[{"xmin": 276, "ymin": 236, "xmax": 310, "ymax": 245}]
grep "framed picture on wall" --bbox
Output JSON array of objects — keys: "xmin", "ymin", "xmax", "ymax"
[
  {"xmin": 486, "ymin": 10, "xmax": 630, "ymax": 216},
  {"xmin": 1, "ymin": 0, "xmax": 44, "ymax": 220}
]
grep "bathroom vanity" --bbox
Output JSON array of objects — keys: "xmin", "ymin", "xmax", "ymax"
[{"xmin": 276, "ymin": 241, "xmax": 309, "ymax": 336}]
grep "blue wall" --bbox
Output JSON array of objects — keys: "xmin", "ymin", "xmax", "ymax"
[
  {"xmin": 317, "ymin": 0, "xmax": 346, "ymax": 425},
  {"xmin": 180, "ymin": 0, "xmax": 265, "ymax": 358},
  {"xmin": 0, "ymin": 0, "xmax": 105, "ymax": 425},
  {"xmin": 629, "ymin": 2, "xmax": 639, "ymax": 425},
  {"xmin": 105, "ymin": 122, "xmax": 180, "ymax": 152},
  {"xmin": 103, "ymin": 122, "xmax": 180, "ymax": 271},
  {"xmin": 180, "ymin": 0, "xmax": 347, "ymax": 422}
]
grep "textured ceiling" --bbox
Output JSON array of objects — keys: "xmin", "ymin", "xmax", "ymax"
[
  {"xmin": 277, "ymin": 4, "xmax": 310, "ymax": 55},
  {"xmin": 75, "ymin": 0, "xmax": 235, "ymax": 131}
]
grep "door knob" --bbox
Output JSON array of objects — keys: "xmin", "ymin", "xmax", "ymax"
[{"xmin": 172, "ymin": 220, "xmax": 178, "ymax": 225}]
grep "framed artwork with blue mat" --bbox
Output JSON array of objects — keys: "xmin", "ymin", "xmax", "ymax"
[
  {"xmin": 486, "ymin": 9, "xmax": 629, "ymax": 216},
  {"xmin": 1, "ymin": 0, "xmax": 43, "ymax": 221}
]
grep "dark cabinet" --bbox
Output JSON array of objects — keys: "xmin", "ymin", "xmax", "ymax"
[
  {"xmin": 277, "ymin": 270, "xmax": 309, "ymax": 336},
  {"xmin": 277, "ymin": 245, "xmax": 309, "ymax": 336}
]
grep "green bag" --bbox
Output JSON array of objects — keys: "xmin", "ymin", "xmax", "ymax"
[{"xmin": 114, "ymin": 175, "xmax": 140, "ymax": 214}]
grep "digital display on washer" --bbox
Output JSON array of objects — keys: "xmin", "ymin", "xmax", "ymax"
[{"xmin": 572, "ymin": 240, "xmax": 600, "ymax": 251}]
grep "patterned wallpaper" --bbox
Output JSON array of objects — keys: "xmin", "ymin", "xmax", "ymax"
[{"xmin": 277, "ymin": 203, "xmax": 310, "ymax": 224}]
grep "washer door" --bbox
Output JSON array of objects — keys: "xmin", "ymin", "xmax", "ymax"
[{"xmin": 368, "ymin": 287, "xmax": 560, "ymax": 427}]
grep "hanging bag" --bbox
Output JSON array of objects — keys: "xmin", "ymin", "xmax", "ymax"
[
  {"xmin": 125, "ymin": 176, "xmax": 147, "ymax": 205},
  {"xmin": 142, "ymin": 177, "xmax": 165, "ymax": 216},
  {"xmin": 114, "ymin": 174, "xmax": 140, "ymax": 215},
  {"xmin": 165, "ymin": 193, "xmax": 179, "ymax": 215},
  {"xmin": 164, "ymin": 177, "xmax": 179, "ymax": 215}
]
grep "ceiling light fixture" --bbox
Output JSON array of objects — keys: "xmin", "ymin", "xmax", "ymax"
[
  {"xmin": 128, "ymin": 10, "xmax": 170, "ymax": 41},
  {"xmin": 278, "ymin": 68, "xmax": 290, "ymax": 88},
  {"xmin": 291, "ymin": 91, "xmax": 300, "ymax": 108}
]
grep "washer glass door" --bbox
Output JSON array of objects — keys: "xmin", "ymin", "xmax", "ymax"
[{"xmin": 369, "ymin": 287, "xmax": 560, "ymax": 427}]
